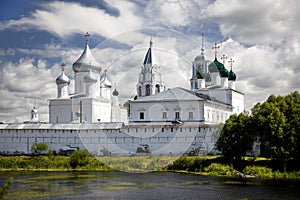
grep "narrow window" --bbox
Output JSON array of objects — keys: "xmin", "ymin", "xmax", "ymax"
[
  {"xmin": 146, "ymin": 85, "xmax": 151, "ymax": 96},
  {"xmin": 138, "ymin": 86, "xmax": 142, "ymax": 96},
  {"xmin": 175, "ymin": 111, "xmax": 180, "ymax": 120},
  {"xmin": 188, "ymin": 111, "xmax": 193, "ymax": 119},
  {"xmin": 139, "ymin": 112, "xmax": 144, "ymax": 120},
  {"xmin": 155, "ymin": 84, "xmax": 160, "ymax": 94},
  {"xmin": 162, "ymin": 111, "xmax": 167, "ymax": 119}
]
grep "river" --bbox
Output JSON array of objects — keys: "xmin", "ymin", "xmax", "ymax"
[{"xmin": 1, "ymin": 171, "xmax": 300, "ymax": 199}]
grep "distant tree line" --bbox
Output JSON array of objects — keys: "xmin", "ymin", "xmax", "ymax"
[{"xmin": 217, "ymin": 91, "xmax": 300, "ymax": 170}]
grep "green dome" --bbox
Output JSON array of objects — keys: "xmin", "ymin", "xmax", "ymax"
[
  {"xmin": 208, "ymin": 58, "xmax": 224, "ymax": 73},
  {"xmin": 213, "ymin": 58, "xmax": 224, "ymax": 71},
  {"xmin": 197, "ymin": 69, "xmax": 205, "ymax": 79},
  {"xmin": 220, "ymin": 68, "xmax": 229, "ymax": 77},
  {"xmin": 208, "ymin": 62, "xmax": 218, "ymax": 73},
  {"xmin": 228, "ymin": 70, "xmax": 236, "ymax": 81}
]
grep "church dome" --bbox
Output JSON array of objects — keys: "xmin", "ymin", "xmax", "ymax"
[
  {"xmin": 228, "ymin": 70, "xmax": 237, "ymax": 81},
  {"xmin": 213, "ymin": 58, "xmax": 224, "ymax": 70},
  {"xmin": 208, "ymin": 61, "xmax": 219, "ymax": 73},
  {"xmin": 84, "ymin": 71, "xmax": 98, "ymax": 83},
  {"xmin": 143, "ymin": 39, "xmax": 160, "ymax": 66},
  {"xmin": 100, "ymin": 70, "xmax": 112, "ymax": 88},
  {"xmin": 194, "ymin": 54, "xmax": 205, "ymax": 63},
  {"xmin": 219, "ymin": 68, "xmax": 229, "ymax": 78},
  {"xmin": 56, "ymin": 71, "xmax": 70, "ymax": 85},
  {"xmin": 72, "ymin": 33, "xmax": 101, "ymax": 73},
  {"xmin": 112, "ymin": 88, "xmax": 119, "ymax": 96},
  {"xmin": 208, "ymin": 58, "xmax": 229, "ymax": 77}
]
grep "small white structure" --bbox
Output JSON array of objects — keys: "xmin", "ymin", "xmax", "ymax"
[{"xmin": 30, "ymin": 106, "xmax": 39, "ymax": 122}]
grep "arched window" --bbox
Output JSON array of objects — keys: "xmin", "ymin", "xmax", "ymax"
[
  {"xmin": 155, "ymin": 84, "xmax": 160, "ymax": 94},
  {"xmin": 138, "ymin": 86, "xmax": 142, "ymax": 96},
  {"xmin": 146, "ymin": 85, "xmax": 151, "ymax": 96}
]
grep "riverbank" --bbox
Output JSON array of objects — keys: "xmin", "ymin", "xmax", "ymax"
[{"xmin": 1, "ymin": 155, "xmax": 300, "ymax": 179}]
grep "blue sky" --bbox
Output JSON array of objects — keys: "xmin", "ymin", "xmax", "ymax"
[{"xmin": 0, "ymin": 0, "xmax": 299, "ymax": 122}]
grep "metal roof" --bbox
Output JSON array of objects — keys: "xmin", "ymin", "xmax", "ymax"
[
  {"xmin": 133, "ymin": 87, "xmax": 208, "ymax": 102},
  {"xmin": 0, "ymin": 122, "xmax": 123, "ymax": 130}
]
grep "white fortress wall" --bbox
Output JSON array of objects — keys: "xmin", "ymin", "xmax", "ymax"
[{"xmin": 0, "ymin": 123, "xmax": 218, "ymax": 156}]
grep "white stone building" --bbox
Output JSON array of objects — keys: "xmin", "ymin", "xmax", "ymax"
[
  {"xmin": 130, "ymin": 40, "xmax": 244, "ymax": 125},
  {"xmin": 49, "ymin": 33, "xmax": 127, "ymax": 124}
]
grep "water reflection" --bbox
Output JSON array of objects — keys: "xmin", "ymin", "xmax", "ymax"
[{"xmin": 1, "ymin": 171, "xmax": 300, "ymax": 199}]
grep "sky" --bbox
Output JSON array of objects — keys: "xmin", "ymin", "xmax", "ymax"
[{"xmin": 0, "ymin": 0, "xmax": 299, "ymax": 123}]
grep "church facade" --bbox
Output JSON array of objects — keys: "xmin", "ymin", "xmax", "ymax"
[
  {"xmin": 130, "ymin": 41, "xmax": 244, "ymax": 125},
  {"xmin": 49, "ymin": 33, "xmax": 127, "ymax": 124},
  {"xmin": 0, "ymin": 33, "xmax": 244, "ymax": 156}
]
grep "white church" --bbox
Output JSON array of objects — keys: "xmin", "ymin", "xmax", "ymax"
[
  {"xmin": 49, "ymin": 33, "xmax": 127, "ymax": 124},
  {"xmin": 130, "ymin": 39, "xmax": 243, "ymax": 125},
  {"xmin": 0, "ymin": 33, "xmax": 244, "ymax": 156}
]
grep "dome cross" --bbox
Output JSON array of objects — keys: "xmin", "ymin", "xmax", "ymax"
[
  {"xmin": 85, "ymin": 32, "xmax": 90, "ymax": 44},
  {"xmin": 201, "ymin": 34, "xmax": 205, "ymax": 53},
  {"xmin": 220, "ymin": 54, "xmax": 227, "ymax": 65},
  {"xmin": 212, "ymin": 42, "xmax": 220, "ymax": 59},
  {"xmin": 149, "ymin": 36, "xmax": 153, "ymax": 47},
  {"xmin": 61, "ymin": 63, "xmax": 66, "ymax": 71},
  {"xmin": 228, "ymin": 58, "xmax": 235, "ymax": 70}
]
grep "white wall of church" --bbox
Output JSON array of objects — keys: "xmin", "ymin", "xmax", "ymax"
[
  {"xmin": 232, "ymin": 91, "xmax": 244, "ymax": 114},
  {"xmin": 130, "ymin": 100, "xmax": 205, "ymax": 122},
  {"xmin": 49, "ymin": 100, "xmax": 72, "ymax": 123},
  {"xmin": 0, "ymin": 124, "xmax": 219, "ymax": 156},
  {"xmin": 203, "ymin": 103, "xmax": 231, "ymax": 124}
]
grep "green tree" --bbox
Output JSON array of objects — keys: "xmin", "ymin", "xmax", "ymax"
[
  {"xmin": 216, "ymin": 113, "xmax": 254, "ymax": 162},
  {"xmin": 31, "ymin": 143, "xmax": 49, "ymax": 155},
  {"xmin": 69, "ymin": 149, "xmax": 90, "ymax": 169},
  {"xmin": 252, "ymin": 101, "xmax": 290, "ymax": 164},
  {"xmin": 280, "ymin": 91, "xmax": 300, "ymax": 161}
]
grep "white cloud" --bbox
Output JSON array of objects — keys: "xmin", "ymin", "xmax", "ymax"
[
  {"xmin": 201, "ymin": 0, "xmax": 300, "ymax": 45},
  {"xmin": 0, "ymin": 1, "xmax": 143, "ymax": 41},
  {"xmin": 0, "ymin": 58, "xmax": 62, "ymax": 122},
  {"xmin": 0, "ymin": 48, "xmax": 16, "ymax": 57},
  {"xmin": 219, "ymin": 38, "xmax": 300, "ymax": 110}
]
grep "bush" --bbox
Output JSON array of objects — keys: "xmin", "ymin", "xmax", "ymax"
[
  {"xmin": 243, "ymin": 166, "xmax": 273, "ymax": 178},
  {"xmin": 69, "ymin": 149, "xmax": 90, "ymax": 169},
  {"xmin": 204, "ymin": 163, "xmax": 236, "ymax": 176},
  {"xmin": 31, "ymin": 143, "xmax": 49, "ymax": 155}
]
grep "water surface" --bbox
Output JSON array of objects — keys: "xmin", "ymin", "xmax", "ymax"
[{"xmin": 1, "ymin": 171, "xmax": 299, "ymax": 199}]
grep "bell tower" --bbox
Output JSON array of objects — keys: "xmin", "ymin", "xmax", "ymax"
[{"xmin": 136, "ymin": 38, "xmax": 165, "ymax": 98}]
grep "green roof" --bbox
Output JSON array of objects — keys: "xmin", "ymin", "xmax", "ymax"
[
  {"xmin": 228, "ymin": 70, "xmax": 236, "ymax": 81},
  {"xmin": 213, "ymin": 58, "xmax": 224, "ymax": 71},
  {"xmin": 220, "ymin": 68, "xmax": 229, "ymax": 77}
]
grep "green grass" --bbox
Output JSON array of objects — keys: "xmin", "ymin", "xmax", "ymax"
[
  {"xmin": 1, "ymin": 155, "xmax": 300, "ymax": 179},
  {"xmin": 96, "ymin": 155, "xmax": 179, "ymax": 172}
]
